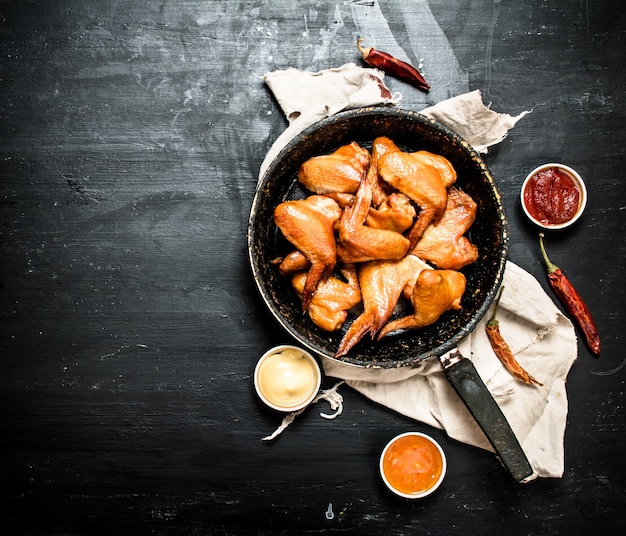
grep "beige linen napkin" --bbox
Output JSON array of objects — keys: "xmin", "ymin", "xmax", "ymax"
[
  {"xmin": 323, "ymin": 262, "xmax": 577, "ymax": 480},
  {"xmin": 258, "ymin": 65, "xmax": 577, "ymax": 480},
  {"xmin": 259, "ymin": 64, "xmax": 400, "ymax": 180},
  {"xmin": 260, "ymin": 64, "xmax": 530, "ymax": 178}
]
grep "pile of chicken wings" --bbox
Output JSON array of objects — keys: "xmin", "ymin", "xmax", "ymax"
[{"xmin": 272, "ymin": 137, "xmax": 478, "ymax": 358}]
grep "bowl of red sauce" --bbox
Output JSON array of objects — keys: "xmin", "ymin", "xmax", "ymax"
[
  {"xmin": 521, "ymin": 163, "xmax": 587, "ymax": 230},
  {"xmin": 379, "ymin": 432, "xmax": 447, "ymax": 499}
]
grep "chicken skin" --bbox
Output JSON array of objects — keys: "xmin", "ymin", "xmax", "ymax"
[
  {"xmin": 410, "ymin": 187, "xmax": 478, "ymax": 270},
  {"xmin": 291, "ymin": 264, "xmax": 361, "ymax": 332},
  {"xmin": 366, "ymin": 192, "xmax": 416, "ymax": 233},
  {"xmin": 378, "ymin": 150, "xmax": 457, "ymax": 248},
  {"xmin": 298, "ymin": 142, "xmax": 370, "ymax": 194},
  {"xmin": 366, "ymin": 136, "xmax": 401, "ymax": 207},
  {"xmin": 272, "ymin": 249, "xmax": 310, "ymax": 276},
  {"xmin": 337, "ymin": 177, "xmax": 411, "ymax": 263},
  {"xmin": 271, "ymin": 138, "xmax": 476, "ymax": 359},
  {"xmin": 378, "ymin": 269, "xmax": 466, "ymax": 338},
  {"xmin": 274, "ymin": 195, "xmax": 342, "ymax": 311},
  {"xmin": 335, "ymin": 254, "xmax": 430, "ymax": 358}
]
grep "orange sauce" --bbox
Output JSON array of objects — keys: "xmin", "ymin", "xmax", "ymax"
[{"xmin": 382, "ymin": 435, "xmax": 444, "ymax": 495}]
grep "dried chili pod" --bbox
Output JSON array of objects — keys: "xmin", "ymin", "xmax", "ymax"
[
  {"xmin": 539, "ymin": 233, "xmax": 600, "ymax": 357},
  {"xmin": 486, "ymin": 286, "xmax": 543, "ymax": 386},
  {"xmin": 356, "ymin": 38, "xmax": 430, "ymax": 92}
]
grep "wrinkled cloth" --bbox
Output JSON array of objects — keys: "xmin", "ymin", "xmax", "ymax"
[
  {"xmin": 323, "ymin": 262, "xmax": 577, "ymax": 480},
  {"xmin": 260, "ymin": 64, "xmax": 399, "ymax": 180},
  {"xmin": 421, "ymin": 90, "xmax": 531, "ymax": 153},
  {"xmin": 259, "ymin": 64, "xmax": 528, "ymax": 180},
  {"xmin": 258, "ymin": 65, "xmax": 577, "ymax": 480}
]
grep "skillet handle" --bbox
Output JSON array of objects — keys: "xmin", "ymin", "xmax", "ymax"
[{"xmin": 441, "ymin": 351, "xmax": 534, "ymax": 482}]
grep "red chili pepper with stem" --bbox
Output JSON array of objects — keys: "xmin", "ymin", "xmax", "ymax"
[
  {"xmin": 356, "ymin": 38, "xmax": 430, "ymax": 92},
  {"xmin": 485, "ymin": 287, "xmax": 543, "ymax": 385},
  {"xmin": 539, "ymin": 233, "xmax": 600, "ymax": 357},
  {"xmin": 486, "ymin": 286, "xmax": 543, "ymax": 386}
]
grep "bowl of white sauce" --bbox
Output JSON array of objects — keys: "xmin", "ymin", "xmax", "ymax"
[{"xmin": 254, "ymin": 345, "xmax": 322, "ymax": 412}]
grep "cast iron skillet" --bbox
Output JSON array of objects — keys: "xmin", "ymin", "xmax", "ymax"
[
  {"xmin": 249, "ymin": 107, "xmax": 507, "ymax": 367},
  {"xmin": 248, "ymin": 107, "xmax": 533, "ymax": 481}
]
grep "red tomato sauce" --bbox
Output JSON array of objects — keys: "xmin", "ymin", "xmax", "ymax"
[
  {"xmin": 382, "ymin": 435, "xmax": 444, "ymax": 495},
  {"xmin": 523, "ymin": 167, "xmax": 581, "ymax": 225}
]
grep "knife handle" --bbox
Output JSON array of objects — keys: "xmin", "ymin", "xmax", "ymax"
[{"xmin": 442, "ymin": 351, "xmax": 534, "ymax": 482}]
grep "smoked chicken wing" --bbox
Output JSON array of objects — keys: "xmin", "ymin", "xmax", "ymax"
[
  {"xmin": 378, "ymin": 150, "xmax": 457, "ymax": 248},
  {"xmin": 335, "ymin": 254, "xmax": 430, "ymax": 358},
  {"xmin": 410, "ymin": 187, "xmax": 478, "ymax": 270},
  {"xmin": 366, "ymin": 192, "xmax": 416, "ymax": 233},
  {"xmin": 367, "ymin": 136, "xmax": 401, "ymax": 206},
  {"xmin": 378, "ymin": 269, "xmax": 466, "ymax": 338},
  {"xmin": 274, "ymin": 195, "xmax": 342, "ymax": 311},
  {"xmin": 271, "ymin": 138, "xmax": 476, "ymax": 359},
  {"xmin": 337, "ymin": 178, "xmax": 410, "ymax": 263},
  {"xmin": 325, "ymin": 191, "xmax": 355, "ymax": 209},
  {"xmin": 272, "ymin": 249, "xmax": 310, "ymax": 276},
  {"xmin": 291, "ymin": 264, "xmax": 361, "ymax": 332},
  {"xmin": 298, "ymin": 142, "xmax": 370, "ymax": 194}
]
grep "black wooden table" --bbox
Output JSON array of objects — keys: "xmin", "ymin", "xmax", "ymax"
[{"xmin": 1, "ymin": 1, "xmax": 625, "ymax": 534}]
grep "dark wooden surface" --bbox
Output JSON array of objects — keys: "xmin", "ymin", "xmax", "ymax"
[{"xmin": 1, "ymin": 1, "xmax": 625, "ymax": 534}]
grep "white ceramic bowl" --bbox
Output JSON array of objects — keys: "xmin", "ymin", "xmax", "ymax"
[
  {"xmin": 520, "ymin": 163, "xmax": 587, "ymax": 230},
  {"xmin": 379, "ymin": 432, "xmax": 447, "ymax": 499},
  {"xmin": 254, "ymin": 344, "xmax": 321, "ymax": 412}
]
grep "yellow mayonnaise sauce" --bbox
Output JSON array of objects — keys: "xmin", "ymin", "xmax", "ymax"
[{"xmin": 257, "ymin": 348, "xmax": 318, "ymax": 408}]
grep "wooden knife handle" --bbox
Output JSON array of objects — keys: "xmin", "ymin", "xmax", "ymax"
[{"xmin": 442, "ymin": 351, "xmax": 534, "ymax": 482}]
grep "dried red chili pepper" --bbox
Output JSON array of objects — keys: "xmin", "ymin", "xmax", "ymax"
[
  {"xmin": 486, "ymin": 286, "xmax": 543, "ymax": 386},
  {"xmin": 539, "ymin": 233, "xmax": 600, "ymax": 357},
  {"xmin": 356, "ymin": 38, "xmax": 430, "ymax": 92}
]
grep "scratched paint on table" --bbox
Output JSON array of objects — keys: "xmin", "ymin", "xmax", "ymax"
[
  {"xmin": 0, "ymin": 0, "xmax": 475, "ymax": 328},
  {"xmin": 0, "ymin": 0, "xmax": 478, "ymax": 330},
  {"xmin": 349, "ymin": 0, "xmax": 469, "ymax": 105}
]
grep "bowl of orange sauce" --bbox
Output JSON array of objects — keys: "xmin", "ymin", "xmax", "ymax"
[
  {"xmin": 379, "ymin": 432, "xmax": 447, "ymax": 499},
  {"xmin": 254, "ymin": 345, "xmax": 321, "ymax": 412},
  {"xmin": 521, "ymin": 163, "xmax": 587, "ymax": 230}
]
